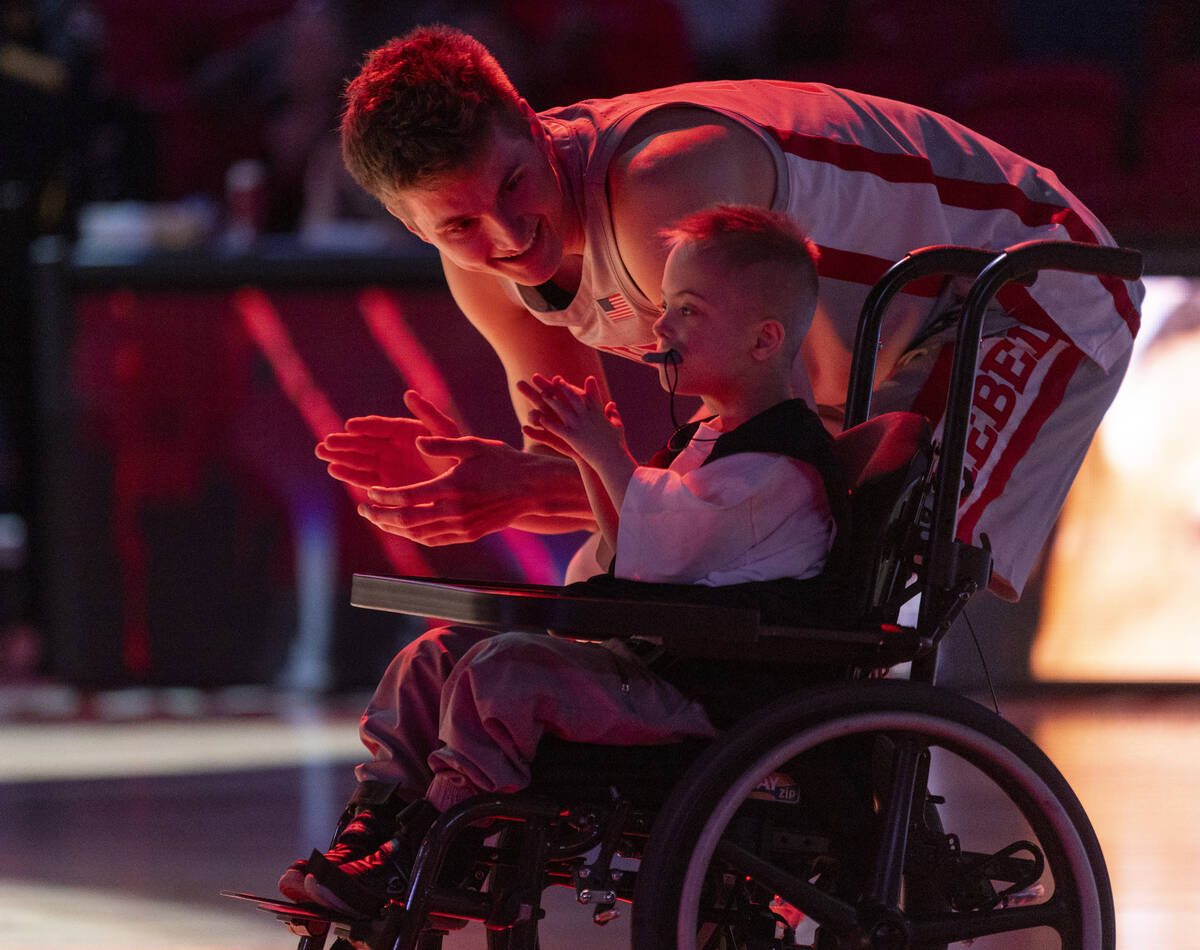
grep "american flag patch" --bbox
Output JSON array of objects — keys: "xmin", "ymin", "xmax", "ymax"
[{"xmin": 597, "ymin": 293, "xmax": 635, "ymax": 321}]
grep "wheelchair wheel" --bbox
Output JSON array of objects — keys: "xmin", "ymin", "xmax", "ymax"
[{"xmin": 631, "ymin": 680, "xmax": 1113, "ymax": 949}]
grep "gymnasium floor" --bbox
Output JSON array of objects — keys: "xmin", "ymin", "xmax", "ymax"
[{"xmin": 2, "ymin": 683, "xmax": 1197, "ymax": 949}]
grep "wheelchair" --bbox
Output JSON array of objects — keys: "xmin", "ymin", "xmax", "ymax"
[{"xmin": 229, "ymin": 239, "xmax": 1141, "ymax": 950}]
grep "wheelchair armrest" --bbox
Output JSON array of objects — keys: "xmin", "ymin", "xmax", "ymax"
[{"xmin": 350, "ymin": 574, "xmax": 922, "ymax": 667}]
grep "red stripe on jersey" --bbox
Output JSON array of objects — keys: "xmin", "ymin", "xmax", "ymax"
[
  {"xmin": 597, "ymin": 343, "xmax": 658, "ymax": 360},
  {"xmin": 815, "ymin": 245, "xmax": 946, "ymax": 297},
  {"xmin": 767, "ymin": 128, "xmax": 938, "ymax": 184},
  {"xmin": 1054, "ymin": 208, "xmax": 1142, "ymax": 340},
  {"xmin": 955, "ymin": 343, "xmax": 1085, "ymax": 544},
  {"xmin": 767, "ymin": 127, "xmax": 1138, "ymax": 340},
  {"xmin": 769, "ymin": 127, "xmax": 1072, "ymax": 227},
  {"xmin": 996, "ymin": 284, "xmax": 1069, "ymax": 343}
]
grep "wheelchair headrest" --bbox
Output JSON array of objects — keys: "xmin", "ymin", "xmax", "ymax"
[{"xmin": 833, "ymin": 412, "xmax": 932, "ymax": 490}]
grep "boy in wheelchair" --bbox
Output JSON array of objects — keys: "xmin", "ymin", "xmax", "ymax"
[{"xmin": 279, "ymin": 204, "xmax": 845, "ymax": 918}]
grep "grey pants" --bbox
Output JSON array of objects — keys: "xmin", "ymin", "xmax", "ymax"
[{"xmin": 354, "ymin": 626, "xmax": 714, "ymax": 811}]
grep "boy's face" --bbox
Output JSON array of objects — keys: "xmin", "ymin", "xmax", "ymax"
[
  {"xmin": 653, "ymin": 242, "xmax": 765, "ymax": 399},
  {"xmin": 384, "ymin": 116, "xmax": 573, "ymax": 287}
]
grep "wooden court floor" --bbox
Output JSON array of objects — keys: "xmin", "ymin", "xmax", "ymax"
[{"xmin": 0, "ymin": 686, "xmax": 1196, "ymax": 948}]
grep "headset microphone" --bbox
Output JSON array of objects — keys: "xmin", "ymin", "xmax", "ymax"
[
  {"xmin": 643, "ymin": 348, "xmax": 684, "ymax": 429},
  {"xmin": 641, "ymin": 349, "xmax": 680, "ymax": 365}
]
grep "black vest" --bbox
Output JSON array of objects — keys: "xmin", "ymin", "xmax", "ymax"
[{"xmin": 648, "ymin": 399, "xmax": 849, "ymax": 552}]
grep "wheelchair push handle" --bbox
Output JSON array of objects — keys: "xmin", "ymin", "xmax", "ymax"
[
  {"xmin": 846, "ymin": 245, "xmax": 1035, "ymax": 428},
  {"xmin": 973, "ymin": 239, "xmax": 1143, "ymax": 285},
  {"xmin": 845, "ymin": 241, "xmax": 1141, "ymax": 428}
]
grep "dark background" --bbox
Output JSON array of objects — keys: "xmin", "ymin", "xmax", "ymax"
[{"xmin": 3, "ymin": 0, "xmax": 1198, "ymax": 692}]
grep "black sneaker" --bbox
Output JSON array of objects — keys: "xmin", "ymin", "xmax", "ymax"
[
  {"xmin": 304, "ymin": 799, "xmax": 440, "ymax": 917},
  {"xmin": 277, "ymin": 797, "xmax": 401, "ymax": 904}
]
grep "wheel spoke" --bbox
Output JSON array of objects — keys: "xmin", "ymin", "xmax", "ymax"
[
  {"xmin": 714, "ymin": 838, "xmax": 858, "ymax": 932},
  {"xmin": 869, "ymin": 737, "xmax": 925, "ymax": 907}
]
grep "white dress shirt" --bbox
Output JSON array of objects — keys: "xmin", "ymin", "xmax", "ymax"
[{"xmin": 615, "ymin": 422, "xmax": 835, "ymax": 586}]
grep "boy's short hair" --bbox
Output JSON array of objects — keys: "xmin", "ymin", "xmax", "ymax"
[
  {"xmin": 661, "ymin": 205, "xmax": 820, "ymax": 309},
  {"xmin": 661, "ymin": 205, "xmax": 820, "ymax": 346},
  {"xmin": 341, "ymin": 25, "xmax": 528, "ymax": 200}
]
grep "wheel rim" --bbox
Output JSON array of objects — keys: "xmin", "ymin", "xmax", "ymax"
[{"xmin": 675, "ymin": 706, "xmax": 1107, "ymax": 949}]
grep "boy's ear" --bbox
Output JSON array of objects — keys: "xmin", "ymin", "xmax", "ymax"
[{"xmin": 751, "ymin": 320, "xmax": 786, "ymax": 361}]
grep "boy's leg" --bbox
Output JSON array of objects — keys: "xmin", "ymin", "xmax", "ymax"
[
  {"xmin": 279, "ymin": 625, "xmax": 494, "ymax": 902},
  {"xmin": 354, "ymin": 625, "xmax": 497, "ymax": 795},
  {"xmin": 306, "ymin": 631, "xmax": 715, "ymax": 915},
  {"xmin": 873, "ymin": 323, "xmax": 1130, "ymax": 600},
  {"xmin": 425, "ymin": 631, "xmax": 715, "ymax": 810}
]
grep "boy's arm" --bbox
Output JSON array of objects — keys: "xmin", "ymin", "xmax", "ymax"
[
  {"xmin": 518, "ymin": 375, "xmax": 637, "ymax": 553},
  {"xmin": 576, "ymin": 462, "xmax": 621, "ymax": 558},
  {"xmin": 521, "ymin": 413, "xmax": 623, "ymax": 555}
]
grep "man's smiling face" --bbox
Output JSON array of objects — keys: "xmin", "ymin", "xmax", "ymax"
[{"xmin": 386, "ymin": 120, "xmax": 572, "ymax": 286}]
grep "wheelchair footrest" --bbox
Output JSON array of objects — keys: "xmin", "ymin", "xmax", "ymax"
[
  {"xmin": 221, "ymin": 891, "xmax": 362, "ymax": 940},
  {"xmin": 951, "ymin": 840, "xmax": 1046, "ymax": 912}
]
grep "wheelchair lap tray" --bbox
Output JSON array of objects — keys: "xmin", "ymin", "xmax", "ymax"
[
  {"xmin": 349, "ymin": 573, "xmax": 759, "ymax": 647},
  {"xmin": 348, "ymin": 573, "xmax": 923, "ymax": 667}
]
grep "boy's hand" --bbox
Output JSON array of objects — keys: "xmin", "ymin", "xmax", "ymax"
[
  {"xmin": 522, "ymin": 415, "xmax": 579, "ymax": 461},
  {"xmin": 517, "ymin": 375, "xmax": 627, "ymax": 469},
  {"xmin": 519, "ymin": 374, "xmax": 633, "ymax": 550}
]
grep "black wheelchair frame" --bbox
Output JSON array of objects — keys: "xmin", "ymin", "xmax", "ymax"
[{"xmin": 234, "ymin": 239, "xmax": 1142, "ymax": 950}]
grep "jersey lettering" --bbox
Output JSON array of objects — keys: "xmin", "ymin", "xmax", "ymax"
[{"xmin": 965, "ymin": 423, "xmax": 999, "ymax": 473}]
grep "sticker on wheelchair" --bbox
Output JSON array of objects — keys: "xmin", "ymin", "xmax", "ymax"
[
  {"xmin": 770, "ymin": 894, "xmax": 807, "ymax": 931},
  {"xmin": 748, "ymin": 770, "xmax": 800, "ymax": 804}
]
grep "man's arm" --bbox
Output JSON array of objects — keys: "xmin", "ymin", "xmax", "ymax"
[
  {"xmin": 358, "ymin": 257, "xmax": 615, "ymax": 543},
  {"xmin": 440, "ymin": 257, "xmax": 612, "ymax": 529},
  {"xmin": 442, "ymin": 258, "xmax": 613, "ymax": 440},
  {"xmin": 607, "ymin": 107, "xmax": 778, "ymax": 309}
]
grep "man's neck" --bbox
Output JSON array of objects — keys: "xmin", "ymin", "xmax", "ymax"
[{"xmin": 548, "ymin": 254, "xmax": 583, "ymax": 298}]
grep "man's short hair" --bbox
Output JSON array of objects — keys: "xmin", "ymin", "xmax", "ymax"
[
  {"xmin": 661, "ymin": 205, "xmax": 821, "ymax": 333},
  {"xmin": 341, "ymin": 25, "xmax": 528, "ymax": 200}
]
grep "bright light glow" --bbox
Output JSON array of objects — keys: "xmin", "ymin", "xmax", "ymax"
[
  {"xmin": 0, "ymin": 881, "xmax": 283, "ymax": 950},
  {"xmin": 1033, "ymin": 276, "xmax": 1200, "ymax": 680},
  {"xmin": 233, "ymin": 287, "xmax": 432, "ymax": 578},
  {"xmin": 0, "ymin": 717, "xmax": 362, "ymax": 783},
  {"xmin": 359, "ymin": 288, "xmax": 462, "ymax": 425},
  {"xmin": 358, "ymin": 288, "xmax": 561, "ymax": 583},
  {"xmin": 1035, "ymin": 702, "xmax": 1200, "ymax": 947}
]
